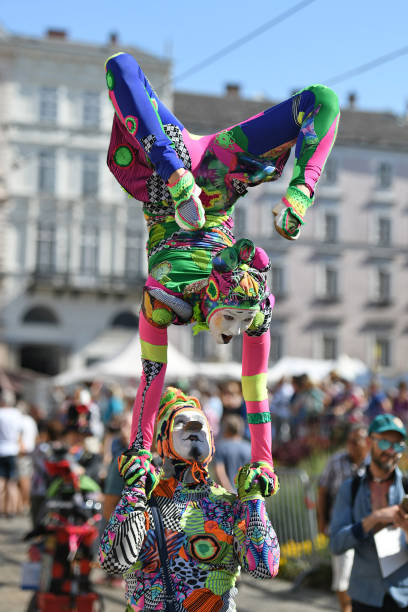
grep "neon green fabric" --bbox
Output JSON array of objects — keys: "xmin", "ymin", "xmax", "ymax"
[
  {"xmin": 140, "ymin": 339, "xmax": 168, "ymax": 363},
  {"xmin": 241, "ymin": 373, "xmax": 268, "ymax": 401},
  {"xmin": 247, "ymin": 412, "xmax": 271, "ymax": 424}
]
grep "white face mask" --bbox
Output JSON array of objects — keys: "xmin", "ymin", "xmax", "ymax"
[
  {"xmin": 170, "ymin": 408, "xmax": 211, "ymax": 463},
  {"xmin": 208, "ymin": 308, "xmax": 256, "ymax": 344}
]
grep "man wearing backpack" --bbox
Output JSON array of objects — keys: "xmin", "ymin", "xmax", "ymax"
[
  {"xmin": 330, "ymin": 414, "xmax": 408, "ymax": 611},
  {"xmin": 317, "ymin": 424, "xmax": 369, "ymax": 612}
]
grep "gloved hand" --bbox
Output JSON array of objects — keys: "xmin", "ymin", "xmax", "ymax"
[
  {"xmin": 273, "ymin": 185, "xmax": 313, "ymax": 240},
  {"xmin": 118, "ymin": 449, "xmax": 160, "ymax": 498},
  {"xmin": 235, "ymin": 461, "xmax": 279, "ymax": 501},
  {"xmin": 167, "ymin": 169, "xmax": 206, "ymax": 231}
]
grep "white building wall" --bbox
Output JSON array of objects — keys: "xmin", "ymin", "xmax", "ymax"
[
  {"xmin": 1, "ymin": 29, "xmax": 408, "ymax": 379},
  {"xmin": 0, "ymin": 31, "xmax": 169, "ymax": 375}
]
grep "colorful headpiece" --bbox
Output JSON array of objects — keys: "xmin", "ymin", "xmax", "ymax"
[
  {"xmin": 199, "ymin": 238, "xmax": 271, "ymax": 326},
  {"xmin": 155, "ymin": 387, "xmax": 215, "ymax": 483}
]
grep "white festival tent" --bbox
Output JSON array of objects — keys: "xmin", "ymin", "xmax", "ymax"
[
  {"xmin": 95, "ymin": 333, "xmax": 197, "ymax": 380},
  {"xmin": 267, "ymin": 354, "xmax": 369, "ymax": 384},
  {"xmin": 52, "ymin": 333, "xmax": 198, "ymax": 387},
  {"xmin": 52, "ymin": 327, "xmax": 369, "ymax": 389}
]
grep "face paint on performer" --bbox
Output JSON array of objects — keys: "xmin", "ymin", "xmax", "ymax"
[
  {"xmin": 156, "ymin": 387, "xmax": 215, "ymax": 479},
  {"xmin": 170, "ymin": 407, "xmax": 211, "ymax": 463},
  {"xmin": 208, "ymin": 308, "xmax": 256, "ymax": 344}
]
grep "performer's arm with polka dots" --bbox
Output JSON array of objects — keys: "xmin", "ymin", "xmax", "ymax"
[{"xmin": 105, "ymin": 51, "xmax": 184, "ymax": 182}]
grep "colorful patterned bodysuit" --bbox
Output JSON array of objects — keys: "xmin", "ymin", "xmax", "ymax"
[
  {"xmin": 99, "ymin": 476, "xmax": 280, "ymax": 611},
  {"xmin": 104, "ymin": 52, "xmax": 340, "ymax": 458}
]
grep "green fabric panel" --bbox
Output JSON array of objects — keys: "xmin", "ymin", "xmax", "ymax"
[
  {"xmin": 140, "ymin": 340, "xmax": 168, "ymax": 363},
  {"xmin": 290, "ymin": 84, "xmax": 340, "ymax": 187},
  {"xmin": 241, "ymin": 373, "xmax": 268, "ymax": 401},
  {"xmin": 228, "ymin": 125, "xmax": 249, "ymax": 151},
  {"xmin": 147, "ymin": 220, "xmax": 234, "ymax": 294},
  {"xmin": 247, "ymin": 412, "xmax": 272, "ymax": 424},
  {"xmin": 79, "ymin": 474, "xmax": 101, "ymax": 492},
  {"xmin": 46, "ymin": 477, "xmax": 62, "ymax": 498}
]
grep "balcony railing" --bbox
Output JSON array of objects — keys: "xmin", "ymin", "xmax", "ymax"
[{"xmin": 29, "ymin": 268, "xmax": 145, "ymax": 294}]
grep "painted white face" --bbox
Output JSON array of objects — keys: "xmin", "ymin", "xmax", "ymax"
[
  {"xmin": 208, "ymin": 308, "xmax": 256, "ymax": 344},
  {"xmin": 171, "ymin": 407, "xmax": 211, "ymax": 463}
]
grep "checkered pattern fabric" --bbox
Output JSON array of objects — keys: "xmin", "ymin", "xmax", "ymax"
[
  {"xmin": 132, "ymin": 359, "xmax": 165, "ymax": 450},
  {"xmin": 231, "ymin": 177, "xmax": 248, "ymax": 196},
  {"xmin": 146, "ymin": 173, "xmax": 173, "ymax": 206},
  {"xmin": 142, "ymin": 124, "xmax": 192, "ymax": 206},
  {"xmin": 245, "ymin": 302, "xmax": 273, "ymax": 337}
]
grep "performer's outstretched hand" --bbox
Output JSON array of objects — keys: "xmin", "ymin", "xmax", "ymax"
[
  {"xmin": 168, "ymin": 169, "xmax": 206, "ymax": 231},
  {"xmin": 273, "ymin": 185, "xmax": 314, "ymax": 240},
  {"xmin": 118, "ymin": 449, "xmax": 160, "ymax": 498},
  {"xmin": 235, "ymin": 461, "xmax": 280, "ymax": 501}
]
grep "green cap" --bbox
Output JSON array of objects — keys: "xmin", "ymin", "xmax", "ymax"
[{"xmin": 368, "ymin": 414, "xmax": 407, "ymax": 438}]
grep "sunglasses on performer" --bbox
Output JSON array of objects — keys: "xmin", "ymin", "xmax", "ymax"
[{"xmin": 375, "ymin": 437, "xmax": 406, "ymax": 453}]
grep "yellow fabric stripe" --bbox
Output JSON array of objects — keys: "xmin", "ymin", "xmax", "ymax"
[
  {"xmin": 140, "ymin": 340, "xmax": 168, "ymax": 364},
  {"xmin": 241, "ymin": 373, "xmax": 268, "ymax": 401},
  {"xmin": 104, "ymin": 52, "xmax": 125, "ymax": 69}
]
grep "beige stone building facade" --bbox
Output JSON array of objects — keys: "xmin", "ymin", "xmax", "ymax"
[
  {"xmin": 175, "ymin": 92, "xmax": 408, "ymax": 375},
  {"xmin": 0, "ymin": 28, "xmax": 407, "ymax": 378}
]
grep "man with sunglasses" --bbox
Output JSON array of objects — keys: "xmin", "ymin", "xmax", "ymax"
[{"xmin": 330, "ymin": 414, "xmax": 408, "ymax": 611}]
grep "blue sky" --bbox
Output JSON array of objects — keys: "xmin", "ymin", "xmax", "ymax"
[{"xmin": 1, "ymin": 0, "xmax": 408, "ymax": 114}]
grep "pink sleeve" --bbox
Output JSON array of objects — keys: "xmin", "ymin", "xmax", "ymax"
[
  {"xmin": 242, "ymin": 332, "xmax": 273, "ymax": 464},
  {"xmin": 129, "ymin": 311, "xmax": 168, "ymax": 450}
]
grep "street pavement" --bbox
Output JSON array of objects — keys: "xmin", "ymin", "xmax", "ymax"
[{"xmin": 0, "ymin": 514, "xmax": 338, "ymax": 611}]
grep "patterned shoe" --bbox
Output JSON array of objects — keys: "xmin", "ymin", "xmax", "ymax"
[
  {"xmin": 273, "ymin": 186, "xmax": 314, "ymax": 241},
  {"xmin": 272, "ymin": 202, "xmax": 301, "ymax": 240},
  {"xmin": 167, "ymin": 170, "xmax": 206, "ymax": 231}
]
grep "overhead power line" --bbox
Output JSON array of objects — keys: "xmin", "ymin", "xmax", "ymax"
[
  {"xmin": 171, "ymin": 0, "xmax": 317, "ymax": 85},
  {"xmin": 324, "ymin": 45, "xmax": 408, "ymax": 86}
]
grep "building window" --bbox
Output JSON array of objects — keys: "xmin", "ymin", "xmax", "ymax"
[
  {"xmin": 38, "ymin": 150, "xmax": 56, "ymax": 194},
  {"xmin": 324, "ymin": 213, "xmax": 338, "ymax": 243},
  {"xmin": 23, "ymin": 305, "xmax": 58, "ymax": 324},
  {"xmin": 270, "ymin": 265, "xmax": 285, "ymax": 297},
  {"xmin": 378, "ymin": 162, "xmax": 392, "ymax": 189},
  {"xmin": 125, "ymin": 230, "xmax": 145, "ymax": 278},
  {"xmin": 377, "ymin": 217, "xmax": 391, "ymax": 247},
  {"xmin": 83, "ymin": 92, "xmax": 100, "ymax": 127},
  {"xmin": 318, "ymin": 265, "xmax": 339, "ymax": 300},
  {"xmin": 80, "ymin": 225, "xmax": 99, "ymax": 274},
  {"xmin": 374, "ymin": 336, "xmax": 391, "ymax": 367},
  {"xmin": 234, "ymin": 206, "xmax": 247, "ymax": 236},
  {"xmin": 231, "ymin": 336, "xmax": 243, "ymax": 362},
  {"xmin": 374, "ymin": 268, "xmax": 392, "ymax": 303},
  {"xmin": 82, "ymin": 153, "xmax": 99, "ymax": 197},
  {"xmin": 193, "ymin": 332, "xmax": 208, "ymax": 361},
  {"xmin": 270, "ymin": 331, "xmax": 283, "ymax": 363},
  {"xmin": 39, "ymin": 87, "xmax": 57, "ymax": 122},
  {"xmin": 323, "ymin": 157, "xmax": 338, "ymax": 184},
  {"xmin": 322, "ymin": 333, "xmax": 338, "ymax": 360},
  {"xmin": 110, "ymin": 311, "xmax": 139, "ymax": 328},
  {"xmin": 36, "ymin": 222, "xmax": 56, "ymax": 273}
]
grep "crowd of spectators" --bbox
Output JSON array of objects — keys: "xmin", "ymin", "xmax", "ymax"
[
  {"xmin": 1, "ymin": 369, "xmax": 407, "ymax": 602},
  {"xmin": 1, "ymin": 371, "xmax": 407, "ymax": 521}
]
